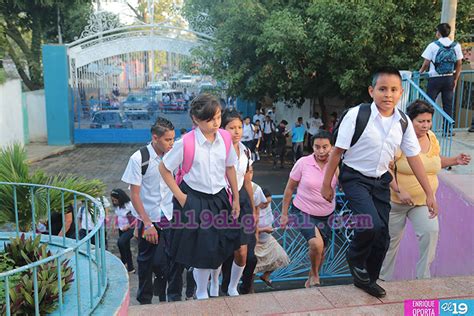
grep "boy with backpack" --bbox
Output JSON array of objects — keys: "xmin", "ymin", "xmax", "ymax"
[
  {"xmin": 322, "ymin": 67, "xmax": 438, "ymax": 298},
  {"xmin": 121, "ymin": 117, "xmax": 182, "ymax": 304},
  {"xmin": 419, "ymin": 23, "xmax": 463, "ymax": 124}
]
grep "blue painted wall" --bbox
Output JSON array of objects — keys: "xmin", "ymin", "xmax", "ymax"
[
  {"xmin": 42, "ymin": 45, "xmax": 73, "ymax": 145},
  {"xmin": 236, "ymin": 98, "xmax": 256, "ymax": 118}
]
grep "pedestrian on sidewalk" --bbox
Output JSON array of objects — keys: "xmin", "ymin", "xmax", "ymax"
[
  {"xmin": 110, "ymin": 188, "xmax": 137, "ymax": 273},
  {"xmin": 322, "ymin": 67, "xmax": 438, "ymax": 298},
  {"xmin": 122, "ymin": 117, "xmax": 180, "ymax": 304},
  {"xmin": 419, "ymin": 23, "xmax": 463, "ymax": 126},
  {"xmin": 262, "ymin": 115, "xmax": 276, "ymax": 156},
  {"xmin": 292, "ymin": 117, "xmax": 306, "ymax": 163},
  {"xmin": 253, "ymin": 120, "xmax": 262, "ymax": 161},
  {"xmin": 273, "ymin": 120, "xmax": 289, "ymax": 169},
  {"xmin": 281, "ymin": 131, "xmax": 337, "ymax": 287},
  {"xmin": 159, "ymin": 94, "xmax": 241, "ymax": 300},
  {"xmin": 306, "ymin": 112, "xmax": 323, "ymax": 151},
  {"xmin": 380, "ymin": 100, "xmax": 471, "ymax": 281}
]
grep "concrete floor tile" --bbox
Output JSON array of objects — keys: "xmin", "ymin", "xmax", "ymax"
[
  {"xmin": 271, "ymin": 288, "xmax": 334, "ymax": 313},
  {"xmin": 174, "ymin": 297, "xmax": 232, "ymax": 315},
  {"xmin": 128, "ymin": 302, "xmax": 177, "ymax": 316},
  {"xmin": 317, "ymin": 284, "xmax": 381, "ymax": 308},
  {"xmin": 224, "ymin": 292, "xmax": 285, "ymax": 314}
]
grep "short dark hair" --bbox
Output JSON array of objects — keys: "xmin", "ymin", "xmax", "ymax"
[
  {"xmin": 311, "ymin": 130, "xmax": 333, "ymax": 146},
  {"xmin": 436, "ymin": 23, "xmax": 451, "ymax": 37},
  {"xmin": 151, "ymin": 117, "xmax": 174, "ymax": 136},
  {"xmin": 110, "ymin": 188, "xmax": 131, "ymax": 208},
  {"xmin": 297, "ymin": 117, "xmax": 303, "ymax": 122},
  {"xmin": 262, "ymin": 188, "xmax": 272, "ymax": 197},
  {"xmin": 406, "ymin": 99, "xmax": 434, "ymax": 121},
  {"xmin": 255, "ymin": 119, "xmax": 260, "ymax": 123},
  {"xmin": 371, "ymin": 67, "xmax": 402, "ymax": 87},
  {"xmin": 189, "ymin": 93, "xmax": 221, "ymax": 122},
  {"xmin": 221, "ymin": 108, "xmax": 242, "ymax": 128},
  {"xmin": 280, "ymin": 120, "xmax": 288, "ymax": 125}
]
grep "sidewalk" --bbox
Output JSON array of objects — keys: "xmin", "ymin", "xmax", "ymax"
[
  {"xmin": 128, "ymin": 275, "xmax": 474, "ymax": 315},
  {"xmin": 25, "ymin": 142, "xmax": 75, "ymax": 164}
]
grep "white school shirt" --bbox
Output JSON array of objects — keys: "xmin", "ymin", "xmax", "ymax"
[
  {"xmin": 236, "ymin": 142, "xmax": 254, "ymax": 190},
  {"xmin": 162, "ymin": 127, "xmax": 238, "ymax": 194},
  {"xmin": 306, "ymin": 117, "xmax": 323, "ymax": 135},
  {"xmin": 242, "ymin": 123, "xmax": 254, "ymax": 142},
  {"xmin": 421, "ymin": 37, "xmax": 463, "ymax": 77},
  {"xmin": 253, "ymin": 127, "xmax": 262, "ymax": 140},
  {"xmin": 121, "ymin": 144, "xmax": 173, "ymax": 222},
  {"xmin": 263, "ymin": 120, "xmax": 274, "ymax": 134},
  {"xmin": 79, "ymin": 205, "xmax": 95, "ymax": 231},
  {"xmin": 335, "ymin": 102, "xmax": 420, "ymax": 178},
  {"xmin": 114, "ymin": 201, "xmax": 135, "ymax": 230}
]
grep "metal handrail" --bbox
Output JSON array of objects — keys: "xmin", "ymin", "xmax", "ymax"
[{"xmin": 0, "ymin": 182, "xmax": 108, "ymax": 316}]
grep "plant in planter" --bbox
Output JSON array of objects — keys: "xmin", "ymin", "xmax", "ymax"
[{"xmin": 0, "ymin": 234, "xmax": 74, "ymax": 315}]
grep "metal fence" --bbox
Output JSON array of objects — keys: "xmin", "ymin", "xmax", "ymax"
[
  {"xmin": 264, "ymin": 192, "xmax": 352, "ymax": 283},
  {"xmin": 401, "ymin": 73, "xmax": 454, "ymax": 157},
  {"xmin": 454, "ymin": 70, "xmax": 474, "ymax": 130},
  {"xmin": 0, "ymin": 182, "xmax": 107, "ymax": 316}
]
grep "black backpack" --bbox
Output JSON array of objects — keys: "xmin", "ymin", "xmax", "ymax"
[
  {"xmin": 139, "ymin": 146, "xmax": 150, "ymax": 175},
  {"xmin": 332, "ymin": 103, "xmax": 408, "ymax": 148}
]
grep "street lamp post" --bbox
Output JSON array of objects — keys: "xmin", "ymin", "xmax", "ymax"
[{"xmin": 441, "ymin": 0, "xmax": 458, "ymax": 40}]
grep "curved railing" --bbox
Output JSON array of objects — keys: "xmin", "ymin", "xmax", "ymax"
[{"xmin": 0, "ymin": 182, "xmax": 107, "ymax": 316}]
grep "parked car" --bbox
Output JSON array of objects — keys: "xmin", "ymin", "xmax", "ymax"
[
  {"xmin": 179, "ymin": 75, "xmax": 193, "ymax": 86},
  {"xmin": 157, "ymin": 89, "xmax": 187, "ymax": 113},
  {"xmin": 90, "ymin": 111, "xmax": 133, "ymax": 129},
  {"xmin": 121, "ymin": 93, "xmax": 157, "ymax": 119}
]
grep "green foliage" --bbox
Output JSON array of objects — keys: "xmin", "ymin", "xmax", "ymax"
[
  {"xmin": 0, "ymin": 143, "xmax": 106, "ymax": 231},
  {"xmin": 0, "ymin": 234, "xmax": 74, "ymax": 315},
  {"xmin": 0, "ymin": 0, "xmax": 93, "ymax": 90},
  {"xmin": 184, "ymin": 0, "xmax": 473, "ymax": 105},
  {"xmin": 0, "ymin": 68, "xmax": 5, "ymax": 84}
]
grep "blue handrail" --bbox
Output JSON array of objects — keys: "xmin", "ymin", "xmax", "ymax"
[{"xmin": 0, "ymin": 182, "xmax": 108, "ymax": 316}]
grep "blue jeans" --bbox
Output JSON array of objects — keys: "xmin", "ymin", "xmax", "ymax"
[{"xmin": 427, "ymin": 76, "xmax": 455, "ymax": 119}]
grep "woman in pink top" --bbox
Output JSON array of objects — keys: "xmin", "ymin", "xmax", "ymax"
[{"xmin": 281, "ymin": 130, "xmax": 338, "ymax": 287}]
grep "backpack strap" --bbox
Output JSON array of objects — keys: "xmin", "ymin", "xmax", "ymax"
[
  {"xmin": 218, "ymin": 129, "xmax": 232, "ymax": 158},
  {"xmin": 181, "ymin": 130, "xmax": 196, "ymax": 175},
  {"xmin": 397, "ymin": 109, "xmax": 408, "ymax": 134},
  {"xmin": 139, "ymin": 146, "xmax": 150, "ymax": 176},
  {"xmin": 350, "ymin": 103, "xmax": 371, "ymax": 147}
]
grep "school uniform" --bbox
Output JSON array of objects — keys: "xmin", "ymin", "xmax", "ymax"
[
  {"xmin": 122, "ymin": 143, "xmax": 180, "ymax": 303},
  {"xmin": 162, "ymin": 127, "xmax": 240, "ymax": 269},
  {"xmin": 114, "ymin": 201, "xmax": 137, "ymax": 272},
  {"xmin": 220, "ymin": 142, "xmax": 257, "ymax": 294},
  {"xmin": 335, "ymin": 102, "xmax": 420, "ymax": 283}
]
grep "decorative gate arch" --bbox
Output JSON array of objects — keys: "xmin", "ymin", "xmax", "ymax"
[{"xmin": 66, "ymin": 10, "xmax": 215, "ymax": 143}]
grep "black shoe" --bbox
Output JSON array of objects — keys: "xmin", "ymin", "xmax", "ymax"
[
  {"xmin": 354, "ymin": 281, "xmax": 386, "ymax": 298},
  {"xmin": 347, "ymin": 259, "xmax": 370, "ymax": 285}
]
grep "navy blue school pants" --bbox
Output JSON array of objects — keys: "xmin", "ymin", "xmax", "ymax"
[
  {"xmin": 339, "ymin": 165, "xmax": 392, "ymax": 282},
  {"xmin": 136, "ymin": 220, "xmax": 184, "ymax": 304}
]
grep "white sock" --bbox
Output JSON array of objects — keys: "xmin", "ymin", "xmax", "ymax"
[
  {"xmin": 209, "ymin": 265, "xmax": 222, "ymax": 297},
  {"xmin": 228, "ymin": 261, "xmax": 245, "ymax": 296},
  {"xmin": 193, "ymin": 268, "xmax": 211, "ymax": 300}
]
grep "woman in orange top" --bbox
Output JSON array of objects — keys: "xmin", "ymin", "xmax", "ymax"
[{"xmin": 380, "ymin": 99, "xmax": 470, "ymax": 280}]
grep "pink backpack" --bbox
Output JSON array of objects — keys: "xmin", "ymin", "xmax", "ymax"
[{"xmin": 175, "ymin": 128, "xmax": 233, "ymax": 185}]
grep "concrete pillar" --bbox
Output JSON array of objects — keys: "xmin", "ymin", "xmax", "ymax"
[
  {"xmin": 441, "ymin": 0, "xmax": 457, "ymax": 39},
  {"xmin": 42, "ymin": 45, "xmax": 73, "ymax": 145}
]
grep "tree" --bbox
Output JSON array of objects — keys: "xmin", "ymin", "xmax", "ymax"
[
  {"xmin": 0, "ymin": 0, "xmax": 92, "ymax": 90},
  {"xmin": 184, "ymin": 0, "xmax": 472, "ymax": 121}
]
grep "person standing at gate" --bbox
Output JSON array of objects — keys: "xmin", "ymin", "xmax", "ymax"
[
  {"xmin": 321, "ymin": 67, "xmax": 437, "ymax": 298},
  {"xmin": 419, "ymin": 23, "xmax": 463, "ymax": 126},
  {"xmin": 121, "ymin": 117, "xmax": 180, "ymax": 304}
]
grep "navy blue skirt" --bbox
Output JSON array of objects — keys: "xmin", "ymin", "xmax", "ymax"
[
  {"xmin": 169, "ymin": 182, "xmax": 241, "ymax": 269},
  {"xmin": 237, "ymin": 186, "xmax": 255, "ymax": 247}
]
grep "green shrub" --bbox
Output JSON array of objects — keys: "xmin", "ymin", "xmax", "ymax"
[
  {"xmin": 0, "ymin": 234, "xmax": 74, "ymax": 315},
  {"xmin": 0, "ymin": 143, "xmax": 106, "ymax": 231}
]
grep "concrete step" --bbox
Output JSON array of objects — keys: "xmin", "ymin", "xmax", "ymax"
[{"xmin": 128, "ymin": 276, "xmax": 474, "ymax": 315}]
